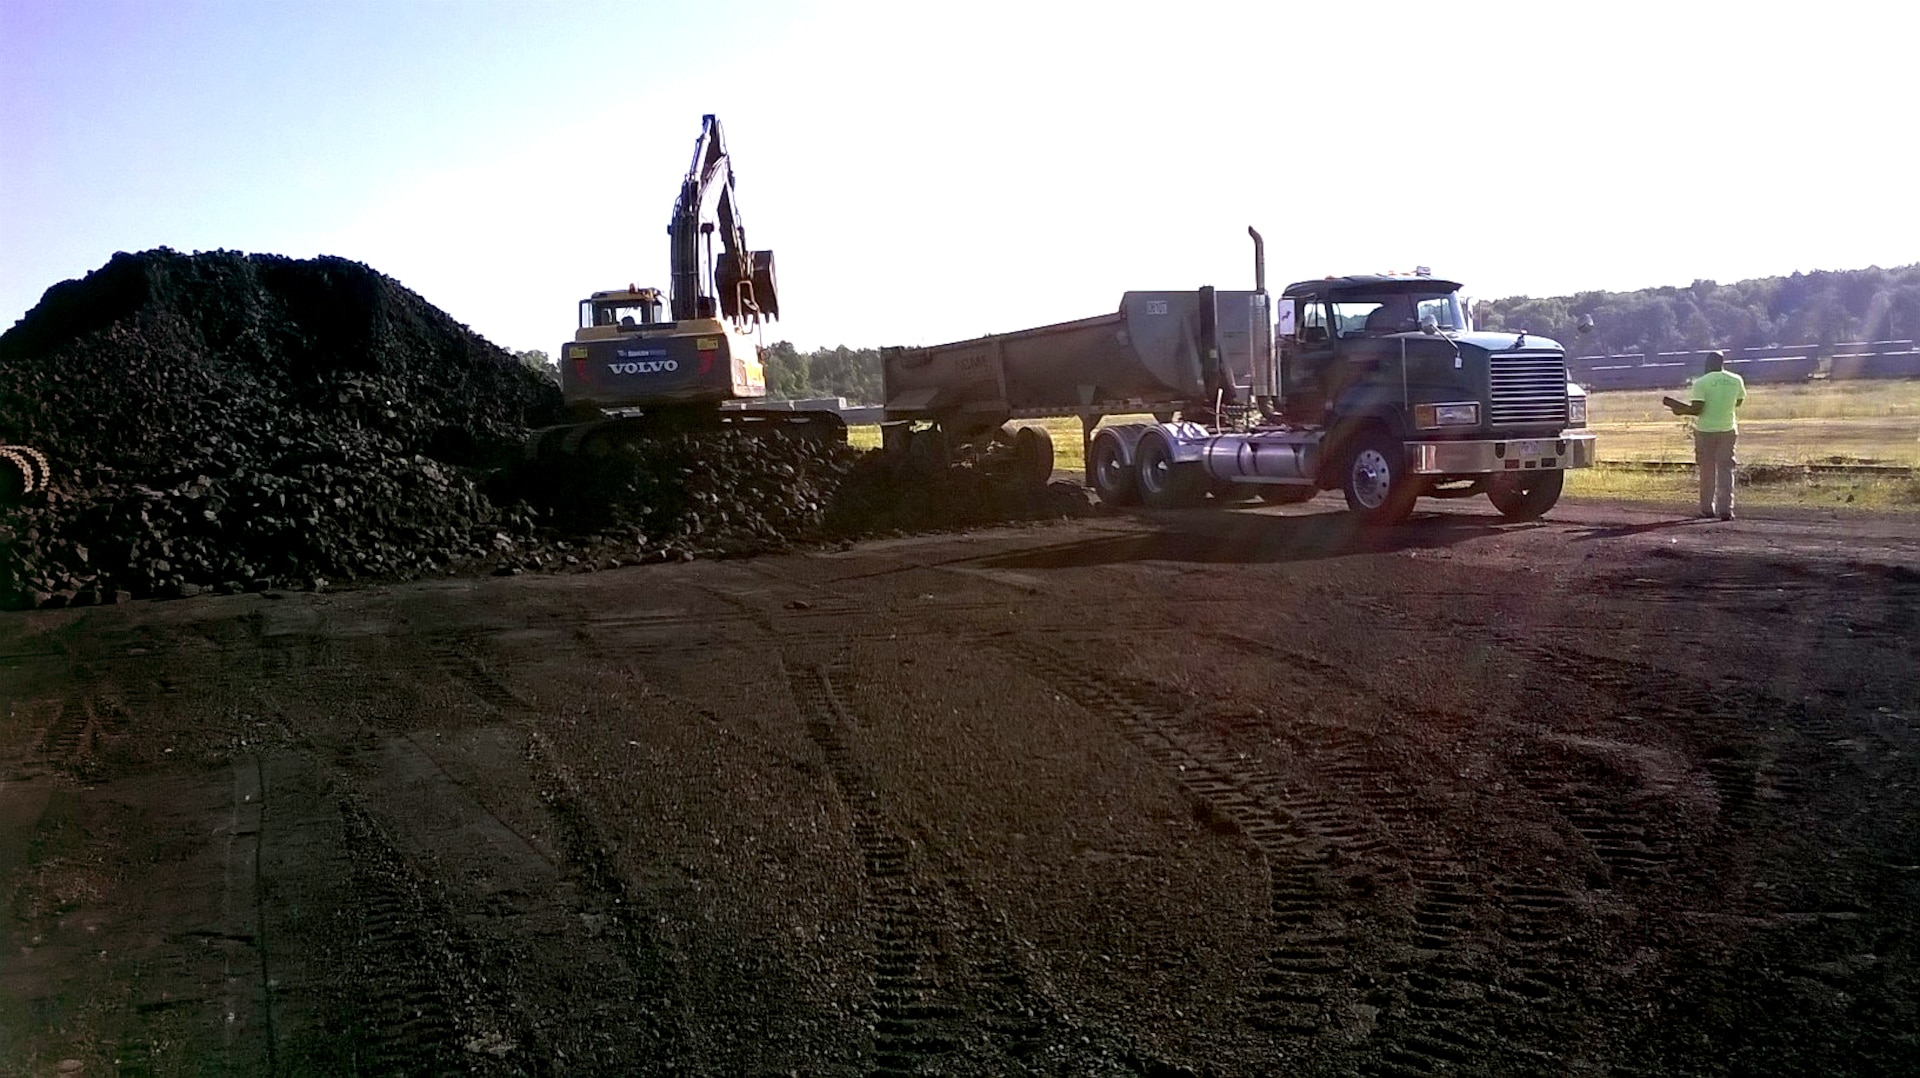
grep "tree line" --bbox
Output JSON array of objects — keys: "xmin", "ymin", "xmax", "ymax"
[
  {"xmin": 761, "ymin": 342, "xmax": 882, "ymax": 404},
  {"xmin": 1475, "ymin": 263, "xmax": 1920, "ymax": 359}
]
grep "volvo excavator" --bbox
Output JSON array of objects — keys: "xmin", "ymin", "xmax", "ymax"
[{"xmin": 531, "ymin": 115, "xmax": 843, "ymax": 458}]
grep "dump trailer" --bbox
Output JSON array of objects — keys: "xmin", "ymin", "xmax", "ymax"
[
  {"xmin": 534, "ymin": 115, "xmax": 843, "ymax": 459},
  {"xmin": 880, "ymin": 286, "xmax": 1269, "ymax": 489},
  {"xmin": 880, "ymin": 229, "xmax": 1594, "ymax": 524}
]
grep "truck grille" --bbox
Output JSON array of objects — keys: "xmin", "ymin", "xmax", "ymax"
[{"xmin": 1489, "ymin": 351, "xmax": 1569, "ymax": 426}]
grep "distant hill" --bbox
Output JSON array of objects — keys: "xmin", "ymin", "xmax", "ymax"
[{"xmin": 1475, "ymin": 264, "xmax": 1920, "ymax": 359}]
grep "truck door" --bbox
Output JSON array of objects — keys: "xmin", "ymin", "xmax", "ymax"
[{"xmin": 1281, "ymin": 296, "xmax": 1336, "ymax": 420}]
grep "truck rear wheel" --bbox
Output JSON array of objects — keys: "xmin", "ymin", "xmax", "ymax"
[
  {"xmin": 1487, "ymin": 469, "xmax": 1564, "ymax": 521},
  {"xmin": 1136, "ymin": 434, "xmax": 1205, "ymax": 509},
  {"xmin": 1088, "ymin": 434, "xmax": 1138, "ymax": 506},
  {"xmin": 1342, "ymin": 430, "xmax": 1416, "ymax": 525}
]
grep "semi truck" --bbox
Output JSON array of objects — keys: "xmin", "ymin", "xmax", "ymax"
[{"xmin": 880, "ymin": 229, "xmax": 1594, "ymax": 524}]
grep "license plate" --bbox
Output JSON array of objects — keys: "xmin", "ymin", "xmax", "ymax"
[{"xmin": 1516, "ymin": 440, "xmax": 1545, "ymax": 459}]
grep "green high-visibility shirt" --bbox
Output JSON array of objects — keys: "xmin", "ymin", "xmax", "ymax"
[{"xmin": 1689, "ymin": 369, "xmax": 1746, "ymax": 434}]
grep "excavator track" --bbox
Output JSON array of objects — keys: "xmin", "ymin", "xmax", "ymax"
[{"xmin": 526, "ymin": 408, "xmax": 846, "ymax": 463}]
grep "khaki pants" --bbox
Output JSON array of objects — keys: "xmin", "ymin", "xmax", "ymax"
[{"xmin": 1695, "ymin": 430, "xmax": 1738, "ymax": 516}]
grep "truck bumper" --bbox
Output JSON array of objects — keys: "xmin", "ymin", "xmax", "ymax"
[{"xmin": 1407, "ymin": 432, "xmax": 1596, "ymax": 475}]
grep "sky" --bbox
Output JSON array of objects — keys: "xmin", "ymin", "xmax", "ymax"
[{"xmin": 3, "ymin": 0, "xmax": 1917, "ymax": 356}]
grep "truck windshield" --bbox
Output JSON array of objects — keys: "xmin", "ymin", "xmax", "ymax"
[{"xmin": 1332, "ymin": 292, "xmax": 1468, "ymax": 337}]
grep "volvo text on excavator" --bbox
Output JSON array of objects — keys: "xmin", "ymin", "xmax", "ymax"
[{"xmin": 532, "ymin": 115, "xmax": 843, "ymax": 458}]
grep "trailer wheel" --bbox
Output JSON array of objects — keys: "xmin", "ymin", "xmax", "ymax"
[
  {"xmin": 1341, "ymin": 429, "xmax": 1416, "ymax": 525},
  {"xmin": 1487, "ymin": 469, "xmax": 1564, "ymax": 521},
  {"xmin": 1088, "ymin": 433, "xmax": 1138, "ymax": 506},
  {"xmin": 1012, "ymin": 426, "xmax": 1055, "ymax": 490},
  {"xmin": 1136, "ymin": 434, "xmax": 1205, "ymax": 509}
]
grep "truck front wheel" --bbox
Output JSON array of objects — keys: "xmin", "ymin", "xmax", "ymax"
[
  {"xmin": 1487, "ymin": 469, "xmax": 1564, "ymax": 521},
  {"xmin": 1342, "ymin": 430, "xmax": 1417, "ymax": 525}
]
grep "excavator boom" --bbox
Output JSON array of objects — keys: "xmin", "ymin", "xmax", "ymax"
[{"xmin": 669, "ymin": 114, "xmax": 779, "ymax": 324}]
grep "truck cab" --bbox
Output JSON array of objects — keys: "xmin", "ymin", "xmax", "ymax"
[
  {"xmin": 1087, "ymin": 255, "xmax": 1594, "ymax": 523},
  {"xmin": 1277, "ymin": 276, "xmax": 1473, "ymax": 422},
  {"xmin": 1249, "ymin": 272, "xmax": 1593, "ymax": 520}
]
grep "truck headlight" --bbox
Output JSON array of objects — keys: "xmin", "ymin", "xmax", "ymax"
[
  {"xmin": 1567, "ymin": 393, "xmax": 1588, "ymax": 427},
  {"xmin": 1414, "ymin": 402, "xmax": 1479, "ymax": 428}
]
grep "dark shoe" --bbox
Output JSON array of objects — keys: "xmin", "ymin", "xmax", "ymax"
[{"xmin": 1718, "ymin": 512, "xmax": 1734, "ymax": 521}]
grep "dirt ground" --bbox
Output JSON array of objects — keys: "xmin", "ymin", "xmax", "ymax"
[{"xmin": 2, "ymin": 493, "xmax": 1917, "ymax": 1077}]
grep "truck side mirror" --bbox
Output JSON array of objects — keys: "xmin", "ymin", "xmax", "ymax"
[
  {"xmin": 1419, "ymin": 314, "xmax": 1439, "ymax": 335},
  {"xmin": 1577, "ymin": 314, "xmax": 1595, "ymax": 335}
]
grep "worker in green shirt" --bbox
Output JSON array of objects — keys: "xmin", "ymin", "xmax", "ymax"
[{"xmin": 1661, "ymin": 350, "xmax": 1746, "ymax": 520}]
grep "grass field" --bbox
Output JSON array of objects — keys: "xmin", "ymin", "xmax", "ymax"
[
  {"xmin": 848, "ymin": 379, "xmax": 1920, "ymax": 511},
  {"xmin": 1574, "ymin": 379, "xmax": 1919, "ymax": 510},
  {"xmin": 1584, "ymin": 380, "xmax": 1920, "ymax": 467}
]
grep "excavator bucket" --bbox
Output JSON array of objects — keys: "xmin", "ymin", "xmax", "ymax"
[{"xmin": 717, "ymin": 249, "xmax": 779, "ymax": 323}]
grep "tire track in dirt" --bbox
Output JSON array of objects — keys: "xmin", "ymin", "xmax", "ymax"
[
  {"xmin": 230, "ymin": 623, "xmax": 678, "ymax": 1070},
  {"xmin": 231, "ymin": 677, "xmax": 550, "ymax": 1073},
  {"xmin": 1494, "ymin": 642, "xmax": 1920, "ymax": 1065},
  {"xmin": 1202, "ymin": 629, "xmax": 1607, "ymax": 1072},
  {"xmin": 706, "ymin": 579, "xmax": 1069, "ymax": 1071},
  {"xmin": 784, "ymin": 660, "xmax": 967, "ymax": 1076},
  {"xmin": 1280, "ymin": 599, "xmax": 1743, "ymax": 892},
  {"xmin": 34, "ymin": 675, "xmax": 134, "ymax": 784},
  {"xmin": 1498, "ymin": 634, "xmax": 1844, "ymax": 854},
  {"xmin": 329, "ymin": 796, "xmax": 471, "ymax": 1074},
  {"xmin": 895, "ymin": 816, "xmax": 1062, "ymax": 1059},
  {"xmin": 433, "ymin": 641, "xmax": 682, "ymax": 1062},
  {"xmin": 1003, "ymin": 641, "xmax": 1363, "ymax": 1054},
  {"xmin": 1433, "ymin": 606, "xmax": 1919, "ymax": 1052}
]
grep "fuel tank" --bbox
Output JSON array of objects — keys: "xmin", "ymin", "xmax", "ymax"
[{"xmin": 1198, "ymin": 429, "xmax": 1320, "ymax": 483}]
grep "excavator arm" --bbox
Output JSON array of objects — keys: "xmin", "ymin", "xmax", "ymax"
[{"xmin": 668, "ymin": 114, "xmax": 779, "ymax": 325}]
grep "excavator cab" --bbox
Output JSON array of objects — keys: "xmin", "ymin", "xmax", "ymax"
[{"xmin": 580, "ymin": 288, "xmax": 666, "ymax": 333}]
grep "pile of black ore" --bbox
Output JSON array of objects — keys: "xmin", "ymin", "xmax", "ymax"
[
  {"xmin": 490, "ymin": 432, "xmax": 1095, "ymax": 573},
  {"xmin": 0, "ymin": 249, "xmax": 563, "ymax": 607},
  {"xmin": 489, "ymin": 431, "xmax": 869, "ymax": 567},
  {"xmin": 823, "ymin": 450, "xmax": 1095, "ymax": 536},
  {"xmin": 0, "ymin": 249, "xmax": 1092, "ymax": 610}
]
